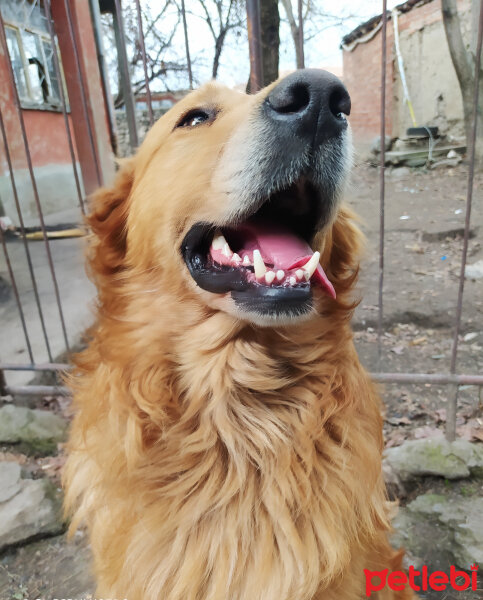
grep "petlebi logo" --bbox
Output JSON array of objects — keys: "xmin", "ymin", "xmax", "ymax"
[{"xmin": 364, "ymin": 564, "xmax": 479, "ymax": 596}]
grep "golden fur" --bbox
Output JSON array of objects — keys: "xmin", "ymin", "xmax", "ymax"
[{"xmin": 64, "ymin": 79, "xmax": 414, "ymax": 599}]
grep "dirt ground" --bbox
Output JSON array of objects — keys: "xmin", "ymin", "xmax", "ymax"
[
  {"xmin": 1, "ymin": 162, "xmax": 482, "ymax": 600},
  {"xmin": 348, "ymin": 162, "xmax": 483, "ymax": 447}
]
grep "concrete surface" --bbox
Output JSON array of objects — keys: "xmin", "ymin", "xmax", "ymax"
[
  {"xmin": 0, "ymin": 163, "xmax": 85, "ymax": 226},
  {"xmin": 0, "ymin": 205, "xmax": 95, "ymax": 387}
]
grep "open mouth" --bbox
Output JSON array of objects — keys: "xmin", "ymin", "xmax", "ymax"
[{"xmin": 181, "ymin": 179, "xmax": 336, "ymax": 316}]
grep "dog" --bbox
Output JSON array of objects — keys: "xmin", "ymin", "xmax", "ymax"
[{"xmin": 64, "ymin": 69, "xmax": 414, "ymax": 599}]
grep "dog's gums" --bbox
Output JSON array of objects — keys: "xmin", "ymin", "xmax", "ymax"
[
  {"xmin": 181, "ymin": 173, "xmax": 340, "ymax": 317},
  {"xmin": 186, "ymin": 223, "xmax": 335, "ymax": 296}
]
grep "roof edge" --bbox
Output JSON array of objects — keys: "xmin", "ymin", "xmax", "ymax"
[{"xmin": 341, "ymin": 0, "xmax": 435, "ymax": 49}]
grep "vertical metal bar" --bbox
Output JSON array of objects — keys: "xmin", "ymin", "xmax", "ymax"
[
  {"xmin": 0, "ymin": 227, "xmax": 34, "ymax": 363},
  {"xmin": 63, "ymin": 0, "xmax": 103, "ymax": 186},
  {"xmin": 113, "ymin": 0, "xmax": 139, "ymax": 151},
  {"xmin": 134, "ymin": 0, "xmax": 154, "ymax": 125},
  {"xmin": 89, "ymin": 0, "xmax": 118, "ymax": 154},
  {"xmin": 377, "ymin": 0, "xmax": 387, "ymax": 368},
  {"xmin": 180, "ymin": 0, "xmax": 193, "ymax": 90},
  {"xmin": 298, "ymin": 0, "xmax": 305, "ymax": 69},
  {"xmin": 446, "ymin": 0, "xmax": 483, "ymax": 441},
  {"xmin": 0, "ymin": 12, "xmax": 70, "ymax": 352},
  {"xmin": 0, "ymin": 88, "xmax": 53, "ymax": 364},
  {"xmin": 44, "ymin": 0, "xmax": 85, "ymax": 216},
  {"xmin": 0, "ymin": 369, "xmax": 6, "ymax": 396},
  {"xmin": 246, "ymin": 0, "xmax": 263, "ymax": 91}
]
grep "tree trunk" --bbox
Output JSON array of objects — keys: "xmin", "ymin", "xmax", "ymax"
[
  {"xmin": 280, "ymin": 0, "xmax": 303, "ymax": 69},
  {"xmin": 212, "ymin": 29, "xmax": 227, "ymax": 79},
  {"xmin": 441, "ymin": 0, "xmax": 483, "ymax": 167},
  {"xmin": 260, "ymin": 0, "xmax": 280, "ymax": 85}
]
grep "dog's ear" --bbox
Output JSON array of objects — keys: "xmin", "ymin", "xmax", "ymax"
[
  {"xmin": 321, "ymin": 205, "xmax": 364, "ymax": 301},
  {"xmin": 86, "ymin": 159, "xmax": 135, "ymax": 282}
]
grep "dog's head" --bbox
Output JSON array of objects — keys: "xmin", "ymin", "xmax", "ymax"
[{"xmin": 89, "ymin": 69, "xmax": 361, "ymax": 326}]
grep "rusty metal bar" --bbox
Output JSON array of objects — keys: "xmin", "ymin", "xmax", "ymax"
[
  {"xmin": 372, "ymin": 372, "xmax": 483, "ymax": 386},
  {"xmin": 44, "ymin": 0, "xmax": 85, "ymax": 216},
  {"xmin": 134, "ymin": 0, "xmax": 154, "ymax": 125},
  {"xmin": 0, "ymin": 370, "xmax": 6, "ymax": 396},
  {"xmin": 4, "ymin": 384, "xmax": 70, "ymax": 397},
  {"xmin": 0, "ymin": 11, "xmax": 70, "ymax": 353},
  {"xmin": 446, "ymin": 0, "xmax": 483, "ymax": 441},
  {"xmin": 63, "ymin": 0, "xmax": 103, "ymax": 186},
  {"xmin": 0, "ymin": 362, "xmax": 70, "ymax": 372},
  {"xmin": 246, "ymin": 0, "xmax": 263, "ymax": 92},
  {"xmin": 298, "ymin": 0, "xmax": 305, "ymax": 69},
  {"xmin": 180, "ymin": 0, "xmax": 193, "ymax": 90},
  {"xmin": 0, "ymin": 228, "xmax": 34, "ymax": 362},
  {"xmin": 89, "ymin": 0, "xmax": 118, "ymax": 155},
  {"xmin": 113, "ymin": 0, "xmax": 139, "ymax": 151},
  {"xmin": 0, "ymin": 104, "xmax": 52, "ymax": 362},
  {"xmin": 377, "ymin": 0, "xmax": 388, "ymax": 368},
  {"xmin": 5, "ymin": 371, "xmax": 482, "ymax": 400}
]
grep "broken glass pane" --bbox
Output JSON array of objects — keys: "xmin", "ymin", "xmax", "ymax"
[{"xmin": 5, "ymin": 27, "xmax": 28, "ymax": 100}]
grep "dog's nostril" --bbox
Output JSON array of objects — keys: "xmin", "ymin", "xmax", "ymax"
[
  {"xmin": 268, "ymin": 82, "xmax": 310, "ymax": 115},
  {"xmin": 328, "ymin": 86, "xmax": 351, "ymax": 119}
]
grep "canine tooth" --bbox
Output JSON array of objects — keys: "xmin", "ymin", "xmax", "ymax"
[
  {"xmin": 253, "ymin": 250, "xmax": 266, "ymax": 279},
  {"xmin": 222, "ymin": 242, "xmax": 233, "ymax": 258},
  {"xmin": 242, "ymin": 255, "xmax": 251, "ymax": 266},
  {"xmin": 295, "ymin": 269, "xmax": 304, "ymax": 281},
  {"xmin": 303, "ymin": 251, "xmax": 321, "ymax": 279},
  {"xmin": 265, "ymin": 271, "xmax": 276, "ymax": 285},
  {"xmin": 276, "ymin": 270, "xmax": 285, "ymax": 281},
  {"xmin": 232, "ymin": 253, "xmax": 241, "ymax": 264},
  {"xmin": 212, "ymin": 233, "xmax": 226, "ymax": 250},
  {"xmin": 289, "ymin": 276, "xmax": 297, "ymax": 286}
]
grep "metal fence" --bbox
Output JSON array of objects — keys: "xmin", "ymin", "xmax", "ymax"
[{"xmin": 0, "ymin": 0, "xmax": 482, "ymax": 443}]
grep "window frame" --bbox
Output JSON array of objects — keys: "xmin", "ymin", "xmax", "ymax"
[{"xmin": 4, "ymin": 16, "xmax": 67, "ymax": 111}]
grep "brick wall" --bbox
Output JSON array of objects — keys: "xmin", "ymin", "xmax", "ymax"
[
  {"xmin": 342, "ymin": 0, "xmax": 470, "ymax": 148},
  {"xmin": 115, "ymin": 108, "xmax": 169, "ymax": 158},
  {"xmin": 343, "ymin": 23, "xmax": 395, "ymax": 147}
]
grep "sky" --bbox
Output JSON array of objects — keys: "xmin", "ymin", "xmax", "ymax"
[
  {"xmin": 178, "ymin": 0, "xmax": 401, "ymax": 87},
  {"xmin": 109, "ymin": 0, "xmax": 402, "ymax": 93}
]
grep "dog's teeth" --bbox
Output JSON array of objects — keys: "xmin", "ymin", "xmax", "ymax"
[
  {"xmin": 242, "ymin": 255, "xmax": 251, "ymax": 266},
  {"xmin": 265, "ymin": 271, "xmax": 276, "ymax": 285},
  {"xmin": 212, "ymin": 233, "xmax": 227, "ymax": 250},
  {"xmin": 253, "ymin": 250, "xmax": 266, "ymax": 279},
  {"xmin": 232, "ymin": 253, "xmax": 241, "ymax": 264},
  {"xmin": 289, "ymin": 276, "xmax": 297, "ymax": 286},
  {"xmin": 295, "ymin": 269, "xmax": 304, "ymax": 281},
  {"xmin": 303, "ymin": 251, "xmax": 320, "ymax": 279},
  {"xmin": 276, "ymin": 270, "xmax": 285, "ymax": 281},
  {"xmin": 222, "ymin": 242, "xmax": 233, "ymax": 258}
]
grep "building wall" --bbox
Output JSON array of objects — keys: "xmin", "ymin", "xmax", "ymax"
[
  {"xmin": 0, "ymin": 109, "xmax": 78, "ymax": 170},
  {"xmin": 0, "ymin": 35, "xmax": 83, "ymax": 223},
  {"xmin": 394, "ymin": 0, "xmax": 471, "ymax": 140},
  {"xmin": 342, "ymin": 0, "xmax": 471, "ymax": 149},
  {"xmin": 0, "ymin": 0, "xmax": 114, "ymax": 224}
]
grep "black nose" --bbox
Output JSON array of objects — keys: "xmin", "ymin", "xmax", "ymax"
[{"xmin": 265, "ymin": 69, "xmax": 351, "ymax": 145}]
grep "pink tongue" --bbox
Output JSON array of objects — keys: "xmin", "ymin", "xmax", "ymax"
[
  {"xmin": 239, "ymin": 222, "xmax": 310, "ymax": 269},
  {"xmin": 238, "ymin": 221, "xmax": 336, "ymax": 299}
]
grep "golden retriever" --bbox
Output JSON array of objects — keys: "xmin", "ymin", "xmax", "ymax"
[{"xmin": 64, "ymin": 69, "xmax": 414, "ymax": 599}]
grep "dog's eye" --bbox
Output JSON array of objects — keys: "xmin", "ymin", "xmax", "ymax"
[{"xmin": 177, "ymin": 109, "xmax": 213, "ymax": 129}]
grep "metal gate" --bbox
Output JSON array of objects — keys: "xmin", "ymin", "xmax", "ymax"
[{"xmin": 0, "ymin": 0, "xmax": 482, "ymax": 444}]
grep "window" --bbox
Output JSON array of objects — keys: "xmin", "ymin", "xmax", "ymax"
[{"xmin": 2, "ymin": 0, "xmax": 66, "ymax": 110}]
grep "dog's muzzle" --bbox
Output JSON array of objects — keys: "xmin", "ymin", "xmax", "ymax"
[{"xmin": 181, "ymin": 69, "xmax": 352, "ymax": 321}]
